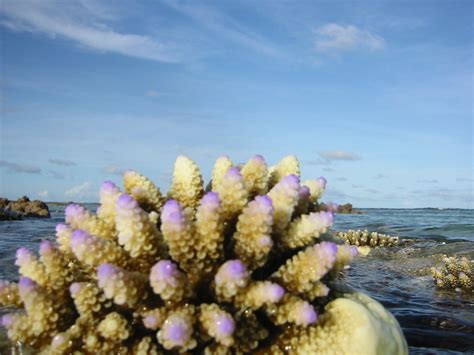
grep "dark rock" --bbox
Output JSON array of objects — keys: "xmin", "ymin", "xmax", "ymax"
[
  {"xmin": 0, "ymin": 208, "xmax": 22, "ymax": 221},
  {"xmin": 0, "ymin": 198, "xmax": 9, "ymax": 209},
  {"xmin": 319, "ymin": 202, "xmax": 363, "ymax": 214},
  {"xmin": 0, "ymin": 196, "xmax": 50, "ymax": 219}
]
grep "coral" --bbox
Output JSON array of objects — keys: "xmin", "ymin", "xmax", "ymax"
[
  {"xmin": 431, "ymin": 255, "xmax": 473, "ymax": 292},
  {"xmin": 337, "ymin": 229, "xmax": 400, "ymax": 248},
  {"xmin": 0, "ymin": 154, "xmax": 407, "ymax": 354}
]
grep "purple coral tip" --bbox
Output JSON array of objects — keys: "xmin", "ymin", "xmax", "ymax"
[
  {"xmin": 251, "ymin": 154, "xmax": 266, "ymax": 164},
  {"xmin": 201, "ymin": 192, "xmax": 220, "ymax": 206},
  {"xmin": 268, "ymin": 283, "xmax": 285, "ymax": 302},
  {"xmin": 65, "ymin": 203, "xmax": 83, "ymax": 217},
  {"xmin": 117, "ymin": 193, "xmax": 136, "ymax": 209},
  {"xmin": 166, "ymin": 321, "xmax": 187, "ymax": 342},
  {"xmin": 317, "ymin": 176, "xmax": 327, "ymax": 188},
  {"xmin": 226, "ymin": 260, "xmax": 246, "ymax": 276},
  {"xmin": 0, "ymin": 281, "xmax": 7, "ymax": 292},
  {"xmin": 302, "ymin": 306, "xmax": 318, "ymax": 325},
  {"xmin": 101, "ymin": 180, "xmax": 117, "ymax": 193},
  {"xmin": 143, "ymin": 315, "xmax": 159, "ymax": 329},
  {"xmin": 226, "ymin": 167, "xmax": 242, "ymax": 179},
  {"xmin": 39, "ymin": 240, "xmax": 54, "ymax": 255},
  {"xmin": 152, "ymin": 260, "xmax": 177, "ymax": 279},
  {"xmin": 15, "ymin": 247, "xmax": 31, "ymax": 266},
  {"xmin": 256, "ymin": 195, "xmax": 273, "ymax": 208},
  {"xmin": 70, "ymin": 229, "xmax": 89, "ymax": 248},
  {"xmin": 215, "ymin": 314, "xmax": 235, "ymax": 336},
  {"xmin": 300, "ymin": 185, "xmax": 310, "ymax": 196},
  {"xmin": 351, "ymin": 245, "xmax": 359, "ymax": 257},
  {"xmin": 319, "ymin": 241, "xmax": 338, "ymax": 256},
  {"xmin": 55, "ymin": 223, "xmax": 68, "ymax": 233},
  {"xmin": 216, "ymin": 260, "xmax": 248, "ymax": 286},
  {"xmin": 97, "ymin": 263, "xmax": 118, "ymax": 280},
  {"xmin": 282, "ymin": 174, "xmax": 300, "ymax": 186},
  {"xmin": 69, "ymin": 282, "xmax": 82, "ymax": 296},
  {"xmin": 1, "ymin": 314, "xmax": 14, "ymax": 327},
  {"xmin": 161, "ymin": 200, "xmax": 182, "ymax": 223},
  {"xmin": 19, "ymin": 277, "xmax": 36, "ymax": 293}
]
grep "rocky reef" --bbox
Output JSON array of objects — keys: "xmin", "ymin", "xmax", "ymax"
[
  {"xmin": 319, "ymin": 202, "xmax": 363, "ymax": 214},
  {"xmin": 0, "ymin": 155, "xmax": 407, "ymax": 354},
  {"xmin": 0, "ymin": 196, "xmax": 50, "ymax": 220},
  {"xmin": 431, "ymin": 256, "xmax": 473, "ymax": 293}
]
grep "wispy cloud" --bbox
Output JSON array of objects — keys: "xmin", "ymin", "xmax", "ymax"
[
  {"xmin": 0, "ymin": 0, "xmax": 177, "ymax": 62},
  {"xmin": 374, "ymin": 173, "xmax": 388, "ymax": 179},
  {"xmin": 314, "ymin": 23, "xmax": 385, "ymax": 53},
  {"xmin": 417, "ymin": 179, "xmax": 438, "ymax": 183},
  {"xmin": 456, "ymin": 177, "xmax": 473, "ymax": 182},
  {"xmin": 48, "ymin": 170, "xmax": 65, "ymax": 180},
  {"xmin": 319, "ymin": 150, "xmax": 362, "ymax": 161},
  {"xmin": 65, "ymin": 182, "xmax": 93, "ymax": 199},
  {"xmin": 0, "ymin": 160, "xmax": 41, "ymax": 174},
  {"xmin": 366, "ymin": 188, "xmax": 381, "ymax": 194},
  {"xmin": 335, "ymin": 177, "xmax": 347, "ymax": 181},
  {"xmin": 352, "ymin": 184, "xmax": 364, "ymax": 188},
  {"xmin": 37, "ymin": 190, "xmax": 49, "ymax": 198},
  {"xmin": 162, "ymin": 0, "xmax": 282, "ymax": 57},
  {"xmin": 146, "ymin": 90, "xmax": 161, "ymax": 97},
  {"xmin": 49, "ymin": 158, "xmax": 76, "ymax": 166},
  {"xmin": 103, "ymin": 165, "xmax": 126, "ymax": 176}
]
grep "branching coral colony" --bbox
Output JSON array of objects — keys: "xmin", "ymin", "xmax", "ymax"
[
  {"xmin": 431, "ymin": 256, "xmax": 473, "ymax": 293},
  {"xmin": 337, "ymin": 230, "xmax": 400, "ymax": 247},
  {"xmin": 0, "ymin": 155, "xmax": 408, "ymax": 354}
]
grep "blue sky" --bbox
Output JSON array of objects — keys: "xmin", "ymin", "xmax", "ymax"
[{"xmin": 0, "ymin": 0, "xmax": 472, "ymax": 208}]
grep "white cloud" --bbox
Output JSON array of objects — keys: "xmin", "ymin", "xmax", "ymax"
[
  {"xmin": 103, "ymin": 165, "xmax": 125, "ymax": 176},
  {"xmin": 0, "ymin": 160, "xmax": 41, "ymax": 174},
  {"xmin": 65, "ymin": 182, "xmax": 92, "ymax": 199},
  {"xmin": 319, "ymin": 150, "xmax": 362, "ymax": 161},
  {"xmin": 49, "ymin": 158, "xmax": 76, "ymax": 166},
  {"xmin": 417, "ymin": 179, "xmax": 438, "ymax": 184},
  {"xmin": 314, "ymin": 23, "xmax": 385, "ymax": 53},
  {"xmin": 146, "ymin": 90, "xmax": 161, "ymax": 97},
  {"xmin": 374, "ymin": 173, "xmax": 388, "ymax": 179},
  {"xmin": 0, "ymin": 0, "xmax": 177, "ymax": 62},
  {"xmin": 48, "ymin": 170, "xmax": 65, "ymax": 179},
  {"xmin": 37, "ymin": 190, "xmax": 49, "ymax": 198}
]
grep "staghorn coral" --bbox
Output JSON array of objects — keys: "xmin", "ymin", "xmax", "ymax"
[
  {"xmin": 431, "ymin": 255, "xmax": 473, "ymax": 292},
  {"xmin": 337, "ymin": 229, "xmax": 400, "ymax": 248},
  {"xmin": 0, "ymin": 154, "xmax": 407, "ymax": 354}
]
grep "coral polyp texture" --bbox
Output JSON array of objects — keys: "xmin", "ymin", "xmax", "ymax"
[
  {"xmin": 0, "ymin": 155, "xmax": 408, "ymax": 354},
  {"xmin": 431, "ymin": 256, "xmax": 473, "ymax": 293},
  {"xmin": 337, "ymin": 229, "xmax": 400, "ymax": 248}
]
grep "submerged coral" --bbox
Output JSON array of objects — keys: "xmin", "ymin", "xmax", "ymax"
[
  {"xmin": 431, "ymin": 255, "xmax": 473, "ymax": 292},
  {"xmin": 0, "ymin": 155, "xmax": 407, "ymax": 354},
  {"xmin": 337, "ymin": 229, "xmax": 400, "ymax": 248}
]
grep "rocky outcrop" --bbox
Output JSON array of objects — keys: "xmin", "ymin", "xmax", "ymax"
[
  {"xmin": 0, "ymin": 208, "xmax": 22, "ymax": 220},
  {"xmin": 0, "ymin": 196, "xmax": 50, "ymax": 220},
  {"xmin": 319, "ymin": 202, "xmax": 363, "ymax": 214}
]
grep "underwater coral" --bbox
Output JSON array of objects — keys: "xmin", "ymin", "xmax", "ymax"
[
  {"xmin": 431, "ymin": 255, "xmax": 473, "ymax": 293},
  {"xmin": 0, "ymin": 155, "xmax": 407, "ymax": 354}
]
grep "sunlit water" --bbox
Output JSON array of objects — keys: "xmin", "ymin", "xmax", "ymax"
[{"xmin": 1, "ymin": 206, "xmax": 473, "ymax": 353}]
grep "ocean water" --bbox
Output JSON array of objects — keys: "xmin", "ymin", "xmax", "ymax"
[{"xmin": 0, "ymin": 206, "xmax": 473, "ymax": 353}]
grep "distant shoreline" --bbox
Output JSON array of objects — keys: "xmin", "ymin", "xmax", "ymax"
[{"xmin": 43, "ymin": 201, "xmax": 473, "ymax": 211}]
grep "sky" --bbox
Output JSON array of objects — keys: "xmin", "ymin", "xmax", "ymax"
[{"xmin": 0, "ymin": 0, "xmax": 472, "ymax": 208}]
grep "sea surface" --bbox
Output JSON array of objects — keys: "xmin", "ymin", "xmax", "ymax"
[{"xmin": 0, "ymin": 206, "xmax": 473, "ymax": 353}]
